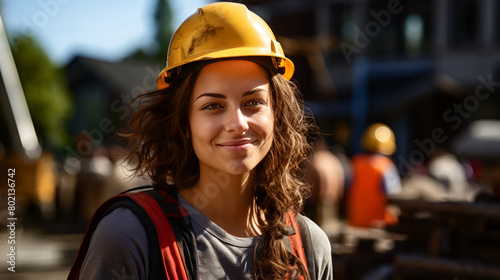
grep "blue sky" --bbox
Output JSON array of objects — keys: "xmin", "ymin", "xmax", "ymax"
[{"xmin": 1, "ymin": 0, "xmax": 210, "ymax": 66}]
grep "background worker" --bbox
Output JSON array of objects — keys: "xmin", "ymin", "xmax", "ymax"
[{"xmin": 346, "ymin": 123, "xmax": 402, "ymax": 228}]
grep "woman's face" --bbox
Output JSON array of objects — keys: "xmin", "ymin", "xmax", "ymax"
[{"xmin": 189, "ymin": 60, "xmax": 274, "ymax": 176}]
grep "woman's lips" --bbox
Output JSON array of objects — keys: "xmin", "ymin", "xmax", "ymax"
[{"xmin": 217, "ymin": 140, "xmax": 255, "ymax": 152}]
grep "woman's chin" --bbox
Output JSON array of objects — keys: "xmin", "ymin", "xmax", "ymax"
[{"xmin": 222, "ymin": 158, "xmax": 261, "ymax": 175}]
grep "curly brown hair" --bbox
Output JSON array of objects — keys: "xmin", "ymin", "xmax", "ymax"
[{"xmin": 122, "ymin": 60, "xmax": 314, "ymax": 279}]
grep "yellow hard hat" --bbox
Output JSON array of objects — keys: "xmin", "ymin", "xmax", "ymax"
[
  {"xmin": 156, "ymin": 2, "xmax": 295, "ymax": 90},
  {"xmin": 362, "ymin": 123, "xmax": 396, "ymax": 155}
]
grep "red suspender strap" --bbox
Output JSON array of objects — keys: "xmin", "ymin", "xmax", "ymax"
[
  {"xmin": 286, "ymin": 212, "xmax": 310, "ymax": 279},
  {"xmin": 127, "ymin": 191, "xmax": 190, "ymax": 280}
]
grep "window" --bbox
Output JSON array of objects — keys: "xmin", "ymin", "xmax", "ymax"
[
  {"xmin": 270, "ymin": 10, "xmax": 314, "ymax": 37},
  {"xmin": 330, "ymin": 4, "xmax": 355, "ymax": 49},
  {"xmin": 404, "ymin": 14, "xmax": 425, "ymax": 57},
  {"xmin": 449, "ymin": 0, "xmax": 479, "ymax": 47},
  {"xmin": 496, "ymin": 1, "xmax": 500, "ymax": 43},
  {"xmin": 361, "ymin": 0, "xmax": 432, "ymax": 58}
]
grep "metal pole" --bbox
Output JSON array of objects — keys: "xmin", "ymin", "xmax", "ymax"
[{"xmin": 0, "ymin": 13, "xmax": 41, "ymax": 161}]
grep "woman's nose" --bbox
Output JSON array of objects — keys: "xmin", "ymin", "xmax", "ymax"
[{"xmin": 225, "ymin": 108, "xmax": 249, "ymax": 134}]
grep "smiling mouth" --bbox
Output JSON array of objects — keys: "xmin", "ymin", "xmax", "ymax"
[{"xmin": 217, "ymin": 140, "xmax": 256, "ymax": 151}]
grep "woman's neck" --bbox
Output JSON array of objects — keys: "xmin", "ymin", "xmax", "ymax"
[{"xmin": 179, "ymin": 168, "xmax": 261, "ymax": 237}]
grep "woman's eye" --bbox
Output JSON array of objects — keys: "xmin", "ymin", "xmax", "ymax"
[
  {"xmin": 246, "ymin": 100, "xmax": 265, "ymax": 107},
  {"xmin": 202, "ymin": 103, "xmax": 223, "ymax": 110}
]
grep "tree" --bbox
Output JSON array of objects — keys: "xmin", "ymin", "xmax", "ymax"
[
  {"xmin": 125, "ymin": 0, "xmax": 174, "ymax": 62},
  {"xmin": 10, "ymin": 35, "xmax": 73, "ymax": 149},
  {"xmin": 154, "ymin": 0, "xmax": 174, "ymax": 61}
]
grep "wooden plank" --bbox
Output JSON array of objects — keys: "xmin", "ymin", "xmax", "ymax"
[
  {"xmin": 388, "ymin": 198, "xmax": 500, "ymax": 220},
  {"xmin": 395, "ymin": 255, "xmax": 500, "ymax": 278}
]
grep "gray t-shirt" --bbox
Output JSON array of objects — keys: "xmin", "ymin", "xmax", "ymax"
[{"xmin": 80, "ymin": 196, "xmax": 333, "ymax": 279}]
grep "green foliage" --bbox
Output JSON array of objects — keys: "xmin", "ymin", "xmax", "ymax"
[
  {"xmin": 154, "ymin": 0, "xmax": 174, "ymax": 60},
  {"xmin": 125, "ymin": 0, "xmax": 174, "ymax": 61},
  {"xmin": 10, "ymin": 35, "xmax": 73, "ymax": 149}
]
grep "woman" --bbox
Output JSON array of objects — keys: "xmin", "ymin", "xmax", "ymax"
[{"xmin": 71, "ymin": 2, "xmax": 332, "ymax": 279}]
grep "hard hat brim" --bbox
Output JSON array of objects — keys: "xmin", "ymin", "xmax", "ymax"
[{"xmin": 157, "ymin": 48, "xmax": 294, "ymax": 90}]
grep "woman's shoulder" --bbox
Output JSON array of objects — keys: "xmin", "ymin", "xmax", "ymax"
[
  {"xmin": 94, "ymin": 207, "xmax": 147, "ymax": 240},
  {"xmin": 297, "ymin": 214, "xmax": 334, "ymax": 279},
  {"xmin": 297, "ymin": 214, "xmax": 331, "ymax": 252},
  {"xmin": 85, "ymin": 207, "xmax": 149, "ymax": 259},
  {"xmin": 80, "ymin": 208, "xmax": 150, "ymax": 279}
]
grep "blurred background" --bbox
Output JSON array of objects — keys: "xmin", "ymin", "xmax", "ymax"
[{"xmin": 1, "ymin": 0, "xmax": 500, "ymax": 279}]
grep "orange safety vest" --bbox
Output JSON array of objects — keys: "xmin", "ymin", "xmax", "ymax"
[{"xmin": 347, "ymin": 154, "xmax": 398, "ymax": 228}]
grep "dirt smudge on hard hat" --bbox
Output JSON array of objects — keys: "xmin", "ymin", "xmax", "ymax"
[{"xmin": 188, "ymin": 24, "xmax": 224, "ymax": 55}]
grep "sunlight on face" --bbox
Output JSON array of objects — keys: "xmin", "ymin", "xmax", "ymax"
[{"xmin": 189, "ymin": 60, "xmax": 274, "ymax": 176}]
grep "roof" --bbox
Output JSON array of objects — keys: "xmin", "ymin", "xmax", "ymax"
[{"xmin": 66, "ymin": 56, "xmax": 163, "ymax": 98}]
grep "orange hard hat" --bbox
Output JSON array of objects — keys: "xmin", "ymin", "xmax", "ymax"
[{"xmin": 362, "ymin": 123, "xmax": 396, "ymax": 155}]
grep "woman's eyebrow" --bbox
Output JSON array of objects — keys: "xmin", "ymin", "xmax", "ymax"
[
  {"xmin": 195, "ymin": 88, "xmax": 268, "ymax": 101},
  {"xmin": 195, "ymin": 93, "xmax": 226, "ymax": 101},
  {"xmin": 242, "ymin": 88, "xmax": 267, "ymax": 97}
]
